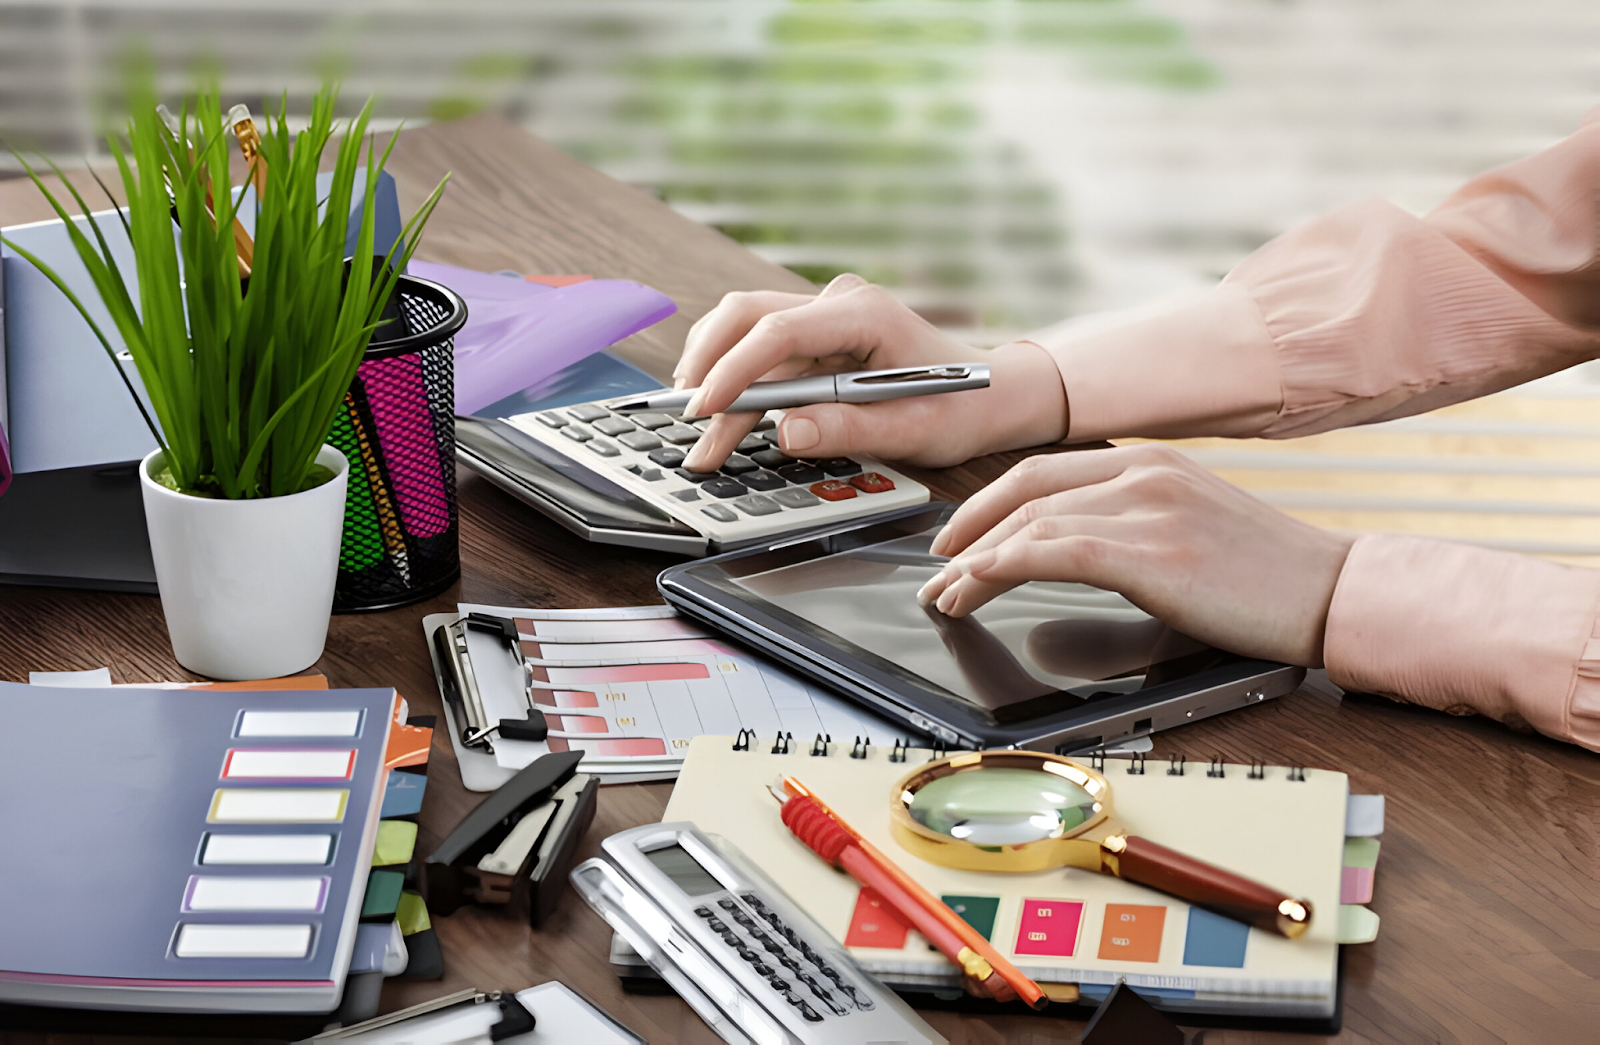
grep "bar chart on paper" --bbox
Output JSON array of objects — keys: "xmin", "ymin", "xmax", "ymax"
[{"xmin": 459, "ymin": 604, "xmax": 903, "ymax": 780}]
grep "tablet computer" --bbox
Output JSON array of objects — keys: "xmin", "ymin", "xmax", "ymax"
[{"xmin": 658, "ymin": 503, "xmax": 1304, "ymax": 752}]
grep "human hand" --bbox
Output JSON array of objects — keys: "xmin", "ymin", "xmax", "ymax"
[
  {"xmin": 917, "ymin": 445, "xmax": 1355, "ymax": 667},
  {"xmin": 676, "ymin": 274, "xmax": 1068, "ymax": 471}
]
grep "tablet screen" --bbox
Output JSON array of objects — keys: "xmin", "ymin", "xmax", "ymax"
[{"xmin": 725, "ymin": 524, "xmax": 1223, "ymax": 721}]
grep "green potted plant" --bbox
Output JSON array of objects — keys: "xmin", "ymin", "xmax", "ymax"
[{"xmin": 1, "ymin": 80, "xmax": 446, "ymax": 679}]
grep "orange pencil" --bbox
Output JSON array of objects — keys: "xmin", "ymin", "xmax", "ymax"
[{"xmin": 770, "ymin": 774, "xmax": 1048, "ymax": 1009}]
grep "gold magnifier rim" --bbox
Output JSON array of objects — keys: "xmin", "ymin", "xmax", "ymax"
[{"xmin": 889, "ymin": 750, "xmax": 1119, "ymax": 867}]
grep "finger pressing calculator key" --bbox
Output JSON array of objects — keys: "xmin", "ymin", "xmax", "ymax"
[{"xmin": 497, "ymin": 394, "xmax": 929, "ymax": 550}]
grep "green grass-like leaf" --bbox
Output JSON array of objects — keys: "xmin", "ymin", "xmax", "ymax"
[{"xmin": 0, "ymin": 76, "xmax": 446, "ymax": 499}]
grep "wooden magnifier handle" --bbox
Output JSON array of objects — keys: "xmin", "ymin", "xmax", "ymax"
[{"xmin": 1102, "ymin": 835, "xmax": 1312, "ymax": 938}]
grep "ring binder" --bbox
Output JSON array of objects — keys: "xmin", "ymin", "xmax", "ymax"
[
  {"xmin": 1248, "ymin": 760, "xmax": 1266, "ymax": 779},
  {"xmin": 1208, "ymin": 756, "xmax": 1225, "ymax": 778},
  {"xmin": 927, "ymin": 739, "xmax": 946, "ymax": 762},
  {"xmin": 732, "ymin": 729, "xmax": 754, "ymax": 752},
  {"xmin": 1289, "ymin": 766, "xmax": 1307, "ymax": 782},
  {"xmin": 850, "ymin": 736, "xmax": 870, "ymax": 759},
  {"xmin": 1167, "ymin": 754, "xmax": 1187, "ymax": 776},
  {"xmin": 811, "ymin": 733, "xmax": 832, "ymax": 757},
  {"xmin": 889, "ymin": 739, "xmax": 907, "ymax": 763},
  {"xmin": 1127, "ymin": 753, "xmax": 1147, "ymax": 775},
  {"xmin": 1089, "ymin": 750, "xmax": 1107, "ymax": 771},
  {"xmin": 770, "ymin": 731, "xmax": 793, "ymax": 755}
]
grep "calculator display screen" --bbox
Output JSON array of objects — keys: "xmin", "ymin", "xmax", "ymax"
[
  {"xmin": 645, "ymin": 843, "xmax": 726, "ymax": 897},
  {"xmin": 722, "ymin": 519, "xmax": 1227, "ymax": 723}
]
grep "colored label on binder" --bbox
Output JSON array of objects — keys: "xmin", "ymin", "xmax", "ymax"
[
  {"xmin": 1013, "ymin": 899, "xmax": 1084, "ymax": 957},
  {"xmin": 940, "ymin": 895, "xmax": 999, "ymax": 941},
  {"xmin": 1097, "ymin": 904, "xmax": 1166, "ymax": 963},
  {"xmin": 844, "ymin": 887, "xmax": 912, "ymax": 949}
]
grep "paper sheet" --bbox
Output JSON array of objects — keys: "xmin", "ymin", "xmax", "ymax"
[{"xmin": 459, "ymin": 603, "xmax": 905, "ymax": 773}]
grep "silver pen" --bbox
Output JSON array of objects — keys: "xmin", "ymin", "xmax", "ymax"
[{"xmin": 609, "ymin": 364, "xmax": 990, "ymax": 418}]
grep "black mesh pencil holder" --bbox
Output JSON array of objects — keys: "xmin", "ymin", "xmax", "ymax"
[{"xmin": 328, "ymin": 272, "xmax": 468, "ymax": 612}]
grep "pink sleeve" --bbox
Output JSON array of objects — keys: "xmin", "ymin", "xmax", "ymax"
[
  {"xmin": 1040, "ymin": 106, "xmax": 1600, "ymax": 442},
  {"xmin": 1323, "ymin": 535, "xmax": 1600, "ymax": 753}
]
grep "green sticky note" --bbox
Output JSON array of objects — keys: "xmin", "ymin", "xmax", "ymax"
[
  {"xmin": 1343, "ymin": 836, "xmax": 1381, "ymax": 869},
  {"xmin": 372, "ymin": 820, "xmax": 418, "ymax": 866},
  {"xmin": 361, "ymin": 870, "xmax": 405, "ymax": 920},
  {"xmin": 396, "ymin": 889, "xmax": 432, "ymax": 936},
  {"xmin": 940, "ymin": 894, "xmax": 1000, "ymax": 941}
]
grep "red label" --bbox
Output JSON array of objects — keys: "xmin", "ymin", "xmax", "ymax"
[
  {"xmin": 1013, "ymin": 898, "xmax": 1085, "ymax": 957},
  {"xmin": 844, "ymin": 887, "xmax": 911, "ymax": 949}
]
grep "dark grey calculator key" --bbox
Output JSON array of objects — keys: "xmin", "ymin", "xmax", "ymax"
[
  {"xmin": 566, "ymin": 403, "xmax": 609, "ymax": 422},
  {"xmin": 586, "ymin": 439, "xmax": 620, "ymax": 457},
  {"xmin": 671, "ymin": 488, "xmax": 701, "ymax": 502},
  {"xmin": 742, "ymin": 469, "xmax": 785, "ymax": 492},
  {"xmin": 750, "ymin": 447, "xmax": 792, "ymax": 469},
  {"xmin": 702, "ymin": 478, "xmax": 750, "ymax": 500},
  {"xmin": 798, "ymin": 1000, "xmax": 823, "ymax": 1022},
  {"xmin": 638, "ymin": 468, "xmax": 665, "ymax": 482},
  {"xmin": 656, "ymin": 424, "xmax": 702, "ymax": 445},
  {"xmin": 675, "ymin": 468, "xmax": 719, "ymax": 484},
  {"xmin": 593, "ymin": 415, "xmax": 636, "ymax": 437},
  {"xmin": 736, "ymin": 434, "xmax": 770, "ymax": 454},
  {"xmin": 752, "ymin": 961, "xmax": 773, "ymax": 976},
  {"xmin": 694, "ymin": 906, "xmax": 713, "ymax": 918},
  {"xmin": 618, "ymin": 430, "xmax": 662, "ymax": 451},
  {"xmin": 647, "ymin": 447, "xmax": 686, "ymax": 468},
  {"xmin": 560, "ymin": 425, "xmax": 594, "ymax": 442},
  {"xmin": 707, "ymin": 917, "xmax": 728, "ymax": 933},
  {"xmin": 535, "ymin": 411, "xmax": 568, "ymax": 428},
  {"xmin": 733, "ymin": 494, "xmax": 781, "ymax": 517},
  {"xmin": 777, "ymin": 462, "xmax": 825, "ymax": 484},
  {"xmin": 701, "ymin": 505, "xmax": 737, "ymax": 523},
  {"xmin": 632, "ymin": 412, "xmax": 676, "ymax": 430},
  {"xmin": 753, "ymin": 416, "xmax": 777, "ymax": 432},
  {"xmin": 624, "ymin": 463, "xmax": 642, "ymax": 475},
  {"xmin": 820, "ymin": 457, "xmax": 862, "ymax": 477},
  {"xmin": 719, "ymin": 454, "xmax": 759, "ymax": 475},
  {"xmin": 768, "ymin": 977, "xmax": 789, "ymax": 992},
  {"xmin": 783, "ymin": 990, "xmax": 805, "ymax": 1008}
]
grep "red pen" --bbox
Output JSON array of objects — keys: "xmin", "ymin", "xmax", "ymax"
[{"xmin": 769, "ymin": 774, "xmax": 1048, "ymax": 1009}]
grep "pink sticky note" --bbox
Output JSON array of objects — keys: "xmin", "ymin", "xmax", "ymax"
[
  {"xmin": 1013, "ymin": 899, "xmax": 1084, "ymax": 957},
  {"xmin": 1341, "ymin": 865, "xmax": 1375, "ymax": 904}
]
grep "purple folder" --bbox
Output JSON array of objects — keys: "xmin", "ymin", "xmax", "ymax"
[{"xmin": 406, "ymin": 261, "xmax": 677, "ymax": 416}]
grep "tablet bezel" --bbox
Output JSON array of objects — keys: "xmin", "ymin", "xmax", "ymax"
[{"xmin": 657, "ymin": 503, "xmax": 1303, "ymax": 750}]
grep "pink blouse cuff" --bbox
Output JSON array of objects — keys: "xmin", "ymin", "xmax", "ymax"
[
  {"xmin": 1038, "ymin": 284, "xmax": 1283, "ymax": 443},
  {"xmin": 1323, "ymin": 534, "xmax": 1600, "ymax": 751}
]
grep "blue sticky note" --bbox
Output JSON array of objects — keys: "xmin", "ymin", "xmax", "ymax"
[
  {"xmin": 1182, "ymin": 907, "xmax": 1249, "ymax": 968},
  {"xmin": 380, "ymin": 770, "xmax": 427, "ymax": 819}
]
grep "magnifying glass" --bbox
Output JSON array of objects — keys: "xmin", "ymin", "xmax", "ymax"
[{"xmin": 889, "ymin": 751, "xmax": 1312, "ymax": 938}]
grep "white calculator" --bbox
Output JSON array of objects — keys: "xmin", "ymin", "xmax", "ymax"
[{"xmin": 455, "ymin": 396, "xmax": 929, "ymax": 555}]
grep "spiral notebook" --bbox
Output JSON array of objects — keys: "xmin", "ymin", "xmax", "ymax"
[{"xmin": 659, "ymin": 735, "xmax": 1349, "ymax": 1019}]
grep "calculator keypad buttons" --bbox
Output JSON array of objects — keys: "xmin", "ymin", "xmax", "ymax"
[
  {"xmin": 656, "ymin": 424, "xmax": 702, "ymax": 445},
  {"xmin": 776, "ymin": 462, "xmax": 825, "ymax": 484},
  {"xmin": 593, "ymin": 416, "xmax": 636, "ymax": 436},
  {"xmin": 560, "ymin": 425, "xmax": 594, "ymax": 442},
  {"xmin": 618, "ymin": 431, "xmax": 662, "ymax": 451},
  {"xmin": 647, "ymin": 447, "xmax": 686, "ymax": 468},
  {"xmin": 750, "ymin": 448, "xmax": 793, "ymax": 469},
  {"xmin": 566, "ymin": 404, "xmax": 609, "ymax": 422}
]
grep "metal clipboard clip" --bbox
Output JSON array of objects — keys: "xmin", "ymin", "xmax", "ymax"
[{"xmin": 432, "ymin": 612, "xmax": 547, "ymax": 753}]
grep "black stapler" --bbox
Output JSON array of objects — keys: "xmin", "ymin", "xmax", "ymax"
[{"xmin": 422, "ymin": 750, "xmax": 599, "ymax": 928}]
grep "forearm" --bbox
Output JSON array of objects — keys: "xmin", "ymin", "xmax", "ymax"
[{"xmin": 1323, "ymin": 535, "xmax": 1600, "ymax": 752}]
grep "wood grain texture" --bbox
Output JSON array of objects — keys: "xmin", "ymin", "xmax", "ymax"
[{"xmin": 2, "ymin": 116, "xmax": 1596, "ymax": 1045}]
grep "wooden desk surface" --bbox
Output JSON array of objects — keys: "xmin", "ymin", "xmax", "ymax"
[{"xmin": 2, "ymin": 116, "xmax": 1596, "ymax": 1045}]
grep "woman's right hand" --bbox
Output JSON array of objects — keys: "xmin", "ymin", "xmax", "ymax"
[{"xmin": 677, "ymin": 274, "xmax": 1070, "ymax": 471}]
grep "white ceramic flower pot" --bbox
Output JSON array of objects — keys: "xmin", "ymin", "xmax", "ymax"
[{"xmin": 139, "ymin": 445, "xmax": 350, "ymax": 680}]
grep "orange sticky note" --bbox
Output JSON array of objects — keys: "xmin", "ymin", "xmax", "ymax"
[
  {"xmin": 525, "ymin": 274, "xmax": 592, "ymax": 287},
  {"xmin": 1097, "ymin": 903, "xmax": 1166, "ymax": 963},
  {"xmin": 191, "ymin": 675, "xmax": 330, "ymax": 691},
  {"xmin": 385, "ymin": 723, "xmax": 433, "ymax": 769}
]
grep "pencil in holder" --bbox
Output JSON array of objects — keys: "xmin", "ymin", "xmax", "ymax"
[{"xmin": 329, "ymin": 271, "xmax": 468, "ymax": 612}]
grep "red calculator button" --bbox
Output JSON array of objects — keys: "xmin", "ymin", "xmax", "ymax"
[
  {"xmin": 849, "ymin": 472, "xmax": 895, "ymax": 494},
  {"xmin": 810, "ymin": 480, "xmax": 858, "ymax": 501}
]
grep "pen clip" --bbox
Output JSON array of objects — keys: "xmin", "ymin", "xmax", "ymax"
[{"xmin": 849, "ymin": 366, "xmax": 973, "ymax": 384}]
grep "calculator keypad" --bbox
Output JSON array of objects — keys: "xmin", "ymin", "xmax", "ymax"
[
  {"xmin": 692, "ymin": 891, "xmax": 866, "ymax": 1024},
  {"xmin": 504, "ymin": 397, "xmax": 926, "ymax": 545}
]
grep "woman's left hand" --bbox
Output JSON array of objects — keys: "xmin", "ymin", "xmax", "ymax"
[{"xmin": 918, "ymin": 445, "xmax": 1356, "ymax": 667}]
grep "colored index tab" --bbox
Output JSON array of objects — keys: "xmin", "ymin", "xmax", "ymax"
[
  {"xmin": 1014, "ymin": 899, "xmax": 1084, "ymax": 957},
  {"xmin": 222, "ymin": 749, "xmax": 356, "ymax": 780},
  {"xmin": 385, "ymin": 723, "xmax": 433, "ymax": 769},
  {"xmin": 362, "ymin": 870, "xmax": 406, "ymax": 920},
  {"xmin": 237, "ymin": 709, "xmax": 361, "ymax": 737},
  {"xmin": 1097, "ymin": 904, "xmax": 1167, "ymax": 963},
  {"xmin": 940, "ymin": 895, "xmax": 1000, "ymax": 941},
  {"xmin": 379, "ymin": 771, "xmax": 427, "ymax": 818},
  {"xmin": 174, "ymin": 923, "xmax": 312, "ymax": 959},
  {"xmin": 208, "ymin": 789, "xmax": 348, "ymax": 824},
  {"xmin": 372, "ymin": 820, "xmax": 418, "ymax": 866}
]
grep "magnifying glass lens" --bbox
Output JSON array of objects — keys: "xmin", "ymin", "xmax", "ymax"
[{"xmin": 907, "ymin": 768, "xmax": 1096, "ymax": 846}]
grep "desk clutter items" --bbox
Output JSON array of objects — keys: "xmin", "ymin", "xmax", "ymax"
[
  {"xmin": 0, "ymin": 81, "xmax": 446, "ymax": 681},
  {"xmin": 480, "ymin": 392, "xmax": 928, "ymax": 555},
  {"xmin": 421, "ymin": 750, "xmax": 598, "ymax": 929},
  {"xmin": 625, "ymin": 736, "xmax": 1385, "ymax": 1025},
  {"xmin": 297, "ymin": 983, "xmax": 646, "ymax": 1044},
  {"xmin": 571, "ymin": 821, "xmax": 947, "ymax": 1045},
  {"xmin": 0, "ymin": 681, "xmax": 401, "ymax": 1013},
  {"xmin": 423, "ymin": 603, "xmax": 904, "ymax": 791}
]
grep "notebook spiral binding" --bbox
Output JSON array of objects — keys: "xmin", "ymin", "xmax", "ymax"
[
  {"xmin": 850, "ymin": 736, "xmax": 870, "ymax": 759},
  {"xmin": 1208, "ymin": 756, "xmax": 1226, "ymax": 778},
  {"xmin": 811, "ymin": 733, "xmax": 832, "ymax": 757},
  {"xmin": 1249, "ymin": 760, "xmax": 1266, "ymax": 779},
  {"xmin": 732, "ymin": 728, "xmax": 755, "ymax": 751},
  {"xmin": 771, "ymin": 731, "xmax": 794, "ymax": 755},
  {"xmin": 1127, "ymin": 753, "xmax": 1147, "ymax": 775},
  {"xmin": 1167, "ymin": 754, "xmax": 1187, "ymax": 777}
]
